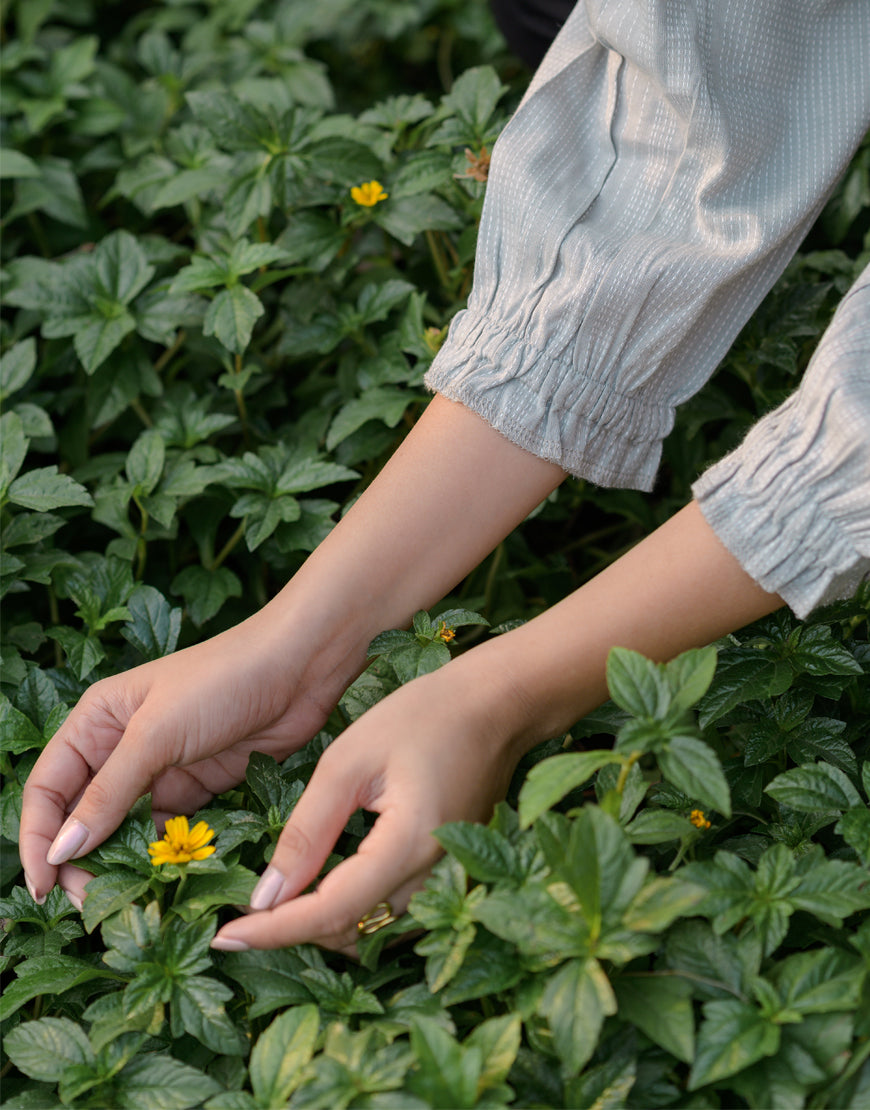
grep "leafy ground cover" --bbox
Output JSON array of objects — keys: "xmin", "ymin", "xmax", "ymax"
[{"xmin": 1, "ymin": 0, "xmax": 869, "ymax": 1106}]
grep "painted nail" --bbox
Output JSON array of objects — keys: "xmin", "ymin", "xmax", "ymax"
[
  {"xmin": 64, "ymin": 889, "xmax": 84, "ymax": 913},
  {"xmin": 210, "ymin": 936, "xmax": 250, "ymax": 952},
  {"xmin": 47, "ymin": 817, "xmax": 89, "ymax": 866},
  {"xmin": 249, "ymin": 865, "xmax": 286, "ymax": 912},
  {"xmin": 25, "ymin": 873, "xmax": 46, "ymax": 906}
]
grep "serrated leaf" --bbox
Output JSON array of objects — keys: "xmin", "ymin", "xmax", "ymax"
[
  {"xmin": 607, "ymin": 648, "xmax": 671, "ymax": 718},
  {"xmin": 83, "ymin": 871, "xmax": 151, "ymax": 933},
  {"xmin": 121, "ymin": 585, "xmax": 182, "ymax": 660},
  {"xmin": 3, "ymin": 1018, "xmax": 94, "ymax": 1083},
  {"xmin": 624, "ymin": 808, "xmax": 694, "ymax": 844},
  {"xmin": 689, "ymin": 999, "xmax": 780, "ymax": 1089},
  {"xmin": 95, "ymin": 230, "xmax": 156, "ymax": 305},
  {"xmin": 658, "ymin": 735, "xmax": 731, "ymax": 817},
  {"xmin": 126, "ymin": 430, "xmax": 165, "ymax": 494},
  {"xmin": 8, "ymin": 467, "xmax": 93, "ymax": 511},
  {"xmin": 465, "ymin": 1014, "xmax": 522, "ymax": 1090},
  {"xmin": 614, "ymin": 973, "xmax": 695, "ymax": 1062},
  {"xmin": 666, "ymin": 646, "xmax": 718, "ymax": 711},
  {"xmin": 173, "ymin": 974, "xmax": 247, "ymax": 1055},
  {"xmin": 326, "ymin": 387, "xmax": 414, "ymax": 450},
  {"xmin": 0, "ymin": 338, "xmax": 37, "ymax": 400},
  {"xmin": 518, "ymin": 750, "xmax": 623, "ymax": 827},
  {"xmin": 434, "ymin": 822, "xmax": 522, "ymax": 885},
  {"xmin": 204, "ymin": 284, "xmax": 264, "ymax": 353},
  {"xmin": 171, "ymin": 565, "xmax": 242, "ymax": 626},
  {"xmin": 765, "ymin": 761, "xmax": 862, "ymax": 811},
  {"xmin": 0, "ymin": 956, "xmax": 121, "ymax": 1021},
  {"xmin": 150, "ymin": 166, "xmax": 226, "ymax": 210},
  {"xmin": 836, "ymin": 806, "xmax": 870, "ymax": 865},
  {"xmin": 249, "ymin": 1005, "xmax": 319, "ymax": 1107},
  {"xmin": 539, "ymin": 957, "xmax": 617, "ymax": 1073},
  {"xmin": 221, "ymin": 947, "xmax": 322, "ymax": 1019},
  {"xmin": 114, "ymin": 1054, "xmax": 221, "ymax": 1110}
]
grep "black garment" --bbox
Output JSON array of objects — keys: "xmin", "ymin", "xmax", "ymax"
[{"xmin": 489, "ymin": 0, "xmax": 577, "ymax": 68}]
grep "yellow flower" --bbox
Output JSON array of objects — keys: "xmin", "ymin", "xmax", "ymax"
[
  {"xmin": 689, "ymin": 809, "xmax": 711, "ymax": 830},
  {"xmin": 350, "ymin": 180, "xmax": 388, "ymax": 207},
  {"xmin": 437, "ymin": 621, "xmax": 456, "ymax": 643},
  {"xmin": 148, "ymin": 816, "xmax": 216, "ymax": 866}
]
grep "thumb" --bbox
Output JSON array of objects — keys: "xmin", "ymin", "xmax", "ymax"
[
  {"xmin": 45, "ymin": 719, "xmax": 165, "ymax": 867},
  {"xmin": 246, "ymin": 749, "xmax": 363, "ymax": 913}
]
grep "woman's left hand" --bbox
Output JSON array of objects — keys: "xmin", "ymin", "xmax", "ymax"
[{"xmin": 209, "ymin": 658, "xmax": 521, "ymax": 955}]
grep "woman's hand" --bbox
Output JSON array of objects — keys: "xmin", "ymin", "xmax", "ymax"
[
  {"xmin": 19, "ymin": 608, "xmax": 358, "ymax": 907},
  {"xmin": 209, "ymin": 658, "xmax": 524, "ymax": 956}
]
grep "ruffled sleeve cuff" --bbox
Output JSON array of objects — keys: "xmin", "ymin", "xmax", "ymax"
[{"xmin": 693, "ymin": 269, "xmax": 870, "ymax": 618}]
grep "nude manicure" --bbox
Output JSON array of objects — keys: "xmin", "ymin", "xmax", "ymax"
[
  {"xmin": 249, "ymin": 865, "xmax": 286, "ymax": 911},
  {"xmin": 25, "ymin": 873, "xmax": 46, "ymax": 906},
  {"xmin": 47, "ymin": 817, "xmax": 89, "ymax": 866},
  {"xmin": 64, "ymin": 889, "xmax": 84, "ymax": 912},
  {"xmin": 210, "ymin": 936, "xmax": 250, "ymax": 951}
]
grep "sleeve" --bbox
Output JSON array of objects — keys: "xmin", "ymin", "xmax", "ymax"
[
  {"xmin": 693, "ymin": 265, "xmax": 870, "ymax": 618},
  {"xmin": 423, "ymin": 0, "xmax": 870, "ymax": 490}
]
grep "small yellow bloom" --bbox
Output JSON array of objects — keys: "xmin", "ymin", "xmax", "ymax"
[
  {"xmin": 148, "ymin": 815, "xmax": 216, "ymax": 866},
  {"xmin": 350, "ymin": 180, "xmax": 388, "ymax": 207},
  {"xmin": 437, "ymin": 621, "xmax": 456, "ymax": 643},
  {"xmin": 689, "ymin": 809, "xmax": 711, "ymax": 830}
]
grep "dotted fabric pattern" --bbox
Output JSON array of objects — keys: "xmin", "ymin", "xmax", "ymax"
[{"xmin": 424, "ymin": 0, "xmax": 870, "ymax": 611}]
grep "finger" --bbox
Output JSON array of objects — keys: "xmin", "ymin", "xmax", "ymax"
[
  {"xmin": 242, "ymin": 747, "xmax": 369, "ymax": 914},
  {"xmin": 57, "ymin": 863, "xmax": 94, "ymax": 913},
  {"xmin": 212, "ymin": 801, "xmax": 440, "ymax": 951},
  {"xmin": 40, "ymin": 713, "xmax": 169, "ymax": 870}
]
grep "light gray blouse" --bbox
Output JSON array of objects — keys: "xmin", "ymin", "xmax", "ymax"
[{"xmin": 424, "ymin": 0, "xmax": 870, "ymax": 617}]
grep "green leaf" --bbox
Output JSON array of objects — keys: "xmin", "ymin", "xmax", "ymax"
[
  {"xmin": 0, "ymin": 695, "xmax": 43, "ymax": 753},
  {"xmin": 3, "ymin": 1017, "xmax": 94, "ymax": 1082},
  {"xmin": 0, "ymin": 956, "xmax": 121, "ymax": 1021},
  {"xmin": 150, "ymin": 167, "xmax": 227, "ymax": 210},
  {"xmin": 0, "ymin": 338, "xmax": 37, "ymax": 401},
  {"xmin": 765, "ymin": 761, "xmax": 862, "ymax": 811},
  {"xmin": 408, "ymin": 1017, "xmax": 477, "ymax": 1110},
  {"xmin": 171, "ymin": 865, "xmax": 257, "ymax": 922},
  {"xmin": 249, "ymin": 1005, "xmax": 319, "ymax": 1107},
  {"xmin": 121, "ymin": 585, "xmax": 182, "ymax": 660},
  {"xmin": 622, "ymin": 876, "xmax": 706, "ymax": 933},
  {"xmin": 96, "ymin": 230, "xmax": 156, "ymax": 305},
  {"xmin": 518, "ymin": 750, "xmax": 623, "ymax": 828},
  {"xmin": 44, "ymin": 626, "xmax": 106, "ymax": 681},
  {"xmin": 665, "ymin": 646, "xmax": 718, "ymax": 711},
  {"xmin": 7, "ymin": 466, "xmax": 93, "ymax": 511},
  {"xmin": 439, "ymin": 66, "xmax": 506, "ymax": 136},
  {"xmin": 539, "ymin": 957, "xmax": 617, "ymax": 1073},
  {"xmin": 836, "ymin": 806, "xmax": 870, "ymax": 865},
  {"xmin": 125, "ymin": 430, "xmax": 165, "ymax": 494},
  {"xmin": 114, "ymin": 1054, "xmax": 221, "ymax": 1110},
  {"xmin": 416, "ymin": 921, "xmax": 476, "ymax": 993},
  {"xmin": 82, "ymin": 871, "xmax": 151, "ymax": 933},
  {"xmin": 173, "ymin": 974, "xmax": 248, "ymax": 1055},
  {"xmin": 689, "ymin": 999, "xmax": 780, "ymax": 1089},
  {"xmin": 171, "ymin": 565, "xmax": 242, "ymax": 626},
  {"xmin": 770, "ymin": 947, "xmax": 865, "ymax": 1015},
  {"xmin": 433, "ymin": 822, "xmax": 522, "ymax": 885},
  {"xmin": 326, "ymin": 387, "xmax": 415, "ymax": 450},
  {"xmin": 204, "ymin": 284, "xmax": 264, "ymax": 353},
  {"xmin": 373, "ymin": 193, "xmax": 462, "ymax": 246},
  {"xmin": 658, "ymin": 735, "xmax": 731, "ymax": 817},
  {"xmin": 0, "ymin": 149, "xmax": 40, "ymax": 179},
  {"xmin": 74, "ymin": 311, "xmax": 137, "ymax": 375},
  {"xmin": 624, "ymin": 808, "xmax": 694, "ymax": 844},
  {"xmin": 607, "ymin": 648, "xmax": 671, "ymax": 718},
  {"xmin": 221, "ymin": 947, "xmax": 322, "ymax": 1019},
  {"xmin": 465, "ymin": 1014, "xmax": 522, "ymax": 1090},
  {"xmin": 613, "ymin": 973, "xmax": 695, "ymax": 1062}
]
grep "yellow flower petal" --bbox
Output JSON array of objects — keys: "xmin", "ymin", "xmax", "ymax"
[
  {"xmin": 148, "ymin": 815, "xmax": 217, "ymax": 866},
  {"xmin": 350, "ymin": 180, "xmax": 388, "ymax": 207}
]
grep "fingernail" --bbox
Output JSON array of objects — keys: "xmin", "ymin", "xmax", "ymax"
[
  {"xmin": 47, "ymin": 817, "xmax": 89, "ymax": 866},
  {"xmin": 25, "ymin": 873, "xmax": 46, "ymax": 906},
  {"xmin": 211, "ymin": 936, "xmax": 250, "ymax": 952},
  {"xmin": 250, "ymin": 865, "xmax": 286, "ymax": 911},
  {"xmin": 64, "ymin": 889, "xmax": 84, "ymax": 913}
]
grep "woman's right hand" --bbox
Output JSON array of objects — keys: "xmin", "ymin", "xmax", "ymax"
[{"xmin": 19, "ymin": 608, "xmax": 353, "ymax": 906}]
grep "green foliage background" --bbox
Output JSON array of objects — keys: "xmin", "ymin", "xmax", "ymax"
[{"xmin": 1, "ymin": 1, "xmax": 869, "ymax": 1106}]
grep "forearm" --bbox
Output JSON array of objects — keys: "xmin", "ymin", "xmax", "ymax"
[
  {"xmin": 454, "ymin": 500, "xmax": 784, "ymax": 758},
  {"xmin": 251, "ymin": 393, "xmax": 565, "ymax": 692}
]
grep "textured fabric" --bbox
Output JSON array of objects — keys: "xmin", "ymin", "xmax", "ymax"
[
  {"xmin": 694, "ymin": 267, "xmax": 870, "ymax": 618},
  {"xmin": 426, "ymin": 0, "xmax": 870, "ymax": 489},
  {"xmin": 425, "ymin": 0, "xmax": 870, "ymax": 612}
]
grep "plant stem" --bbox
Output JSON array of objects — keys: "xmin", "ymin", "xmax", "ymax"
[
  {"xmin": 154, "ymin": 330, "xmax": 186, "ymax": 375},
  {"xmin": 425, "ymin": 230, "xmax": 453, "ymax": 295},
  {"xmin": 615, "ymin": 750, "xmax": 643, "ymax": 796},
  {"xmin": 211, "ymin": 520, "xmax": 246, "ymax": 571}
]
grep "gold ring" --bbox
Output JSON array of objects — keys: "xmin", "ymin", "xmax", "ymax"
[{"xmin": 357, "ymin": 901, "xmax": 396, "ymax": 936}]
